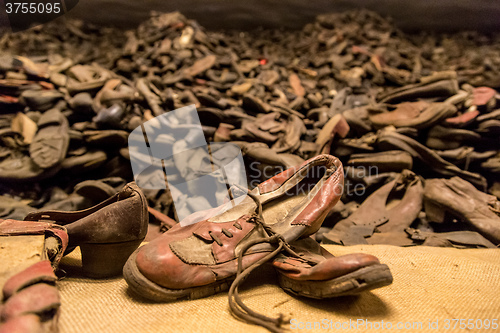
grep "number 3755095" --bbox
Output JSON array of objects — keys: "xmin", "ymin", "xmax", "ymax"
[{"xmin": 6, "ymin": 2, "xmax": 61, "ymax": 14}]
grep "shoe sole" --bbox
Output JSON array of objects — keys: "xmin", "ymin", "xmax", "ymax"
[
  {"xmin": 123, "ymin": 248, "xmax": 235, "ymax": 302},
  {"xmin": 277, "ymin": 263, "xmax": 393, "ymax": 299}
]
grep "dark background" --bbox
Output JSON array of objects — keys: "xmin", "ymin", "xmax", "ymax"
[
  {"xmin": 64, "ymin": 0, "xmax": 500, "ymax": 32},
  {"xmin": 0, "ymin": 1, "xmax": 499, "ymax": 33}
]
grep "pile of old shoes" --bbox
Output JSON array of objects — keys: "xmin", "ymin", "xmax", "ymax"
[
  {"xmin": 0, "ymin": 10, "xmax": 498, "ymax": 237},
  {"xmin": 0, "ymin": 59, "xmax": 135, "ymax": 186},
  {"xmin": 323, "ymin": 170, "xmax": 424, "ymax": 246},
  {"xmin": 0, "ymin": 8, "xmax": 498, "ymax": 333},
  {"xmin": 319, "ymin": 74, "xmax": 499, "ymax": 247}
]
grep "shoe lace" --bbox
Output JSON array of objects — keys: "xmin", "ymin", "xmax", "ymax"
[{"xmin": 227, "ymin": 189, "xmax": 305, "ymax": 333}]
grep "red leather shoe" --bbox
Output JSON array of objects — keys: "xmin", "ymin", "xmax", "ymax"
[
  {"xmin": 124, "ymin": 154, "xmax": 344, "ymax": 301},
  {"xmin": 124, "ymin": 154, "xmax": 344, "ymax": 332}
]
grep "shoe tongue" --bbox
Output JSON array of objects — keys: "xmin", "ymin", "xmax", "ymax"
[{"xmin": 202, "ymin": 194, "xmax": 256, "ymax": 224}]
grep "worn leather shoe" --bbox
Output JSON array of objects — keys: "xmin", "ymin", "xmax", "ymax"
[
  {"xmin": 424, "ymin": 177, "xmax": 500, "ymax": 245},
  {"xmin": 323, "ymin": 170, "xmax": 423, "ymax": 245},
  {"xmin": 123, "ymin": 154, "xmax": 344, "ymax": 301},
  {"xmin": 24, "ymin": 182, "xmax": 148, "ymax": 278},
  {"xmin": 369, "ymin": 101, "xmax": 457, "ymax": 129}
]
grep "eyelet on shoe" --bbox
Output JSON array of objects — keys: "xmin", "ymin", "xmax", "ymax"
[
  {"xmin": 222, "ymin": 228, "xmax": 233, "ymax": 237},
  {"xmin": 208, "ymin": 231, "xmax": 223, "ymax": 246}
]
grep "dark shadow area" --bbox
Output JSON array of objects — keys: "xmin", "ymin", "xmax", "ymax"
[{"xmin": 65, "ymin": 0, "xmax": 500, "ymax": 33}]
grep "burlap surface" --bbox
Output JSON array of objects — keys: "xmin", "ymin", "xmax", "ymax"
[
  {"xmin": 0, "ymin": 235, "xmax": 45, "ymax": 300},
  {"xmin": 58, "ymin": 245, "xmax": 500, "ymax": 333}
]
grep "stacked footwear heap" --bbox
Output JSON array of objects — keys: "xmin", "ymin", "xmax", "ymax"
[
  {"xmin": 1, "ymin": 10, "xmax": 498, "ymax": 247},
  {"xmin": 0, "ymin": 8, "xmax": 499, "ymax": 333}
]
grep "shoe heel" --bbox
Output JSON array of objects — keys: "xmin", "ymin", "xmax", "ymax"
[
  {"xmin": 80, "ymin": 239, "xmax": 144, "ymax": 278},
  {"xmin": 424, "ymin": 200, "xmax": 446, "ymax": 223}
]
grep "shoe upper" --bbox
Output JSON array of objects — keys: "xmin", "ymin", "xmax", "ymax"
[{"xmin": 23, "ymin": 182, "xmax": 148, "ymax": 246}]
